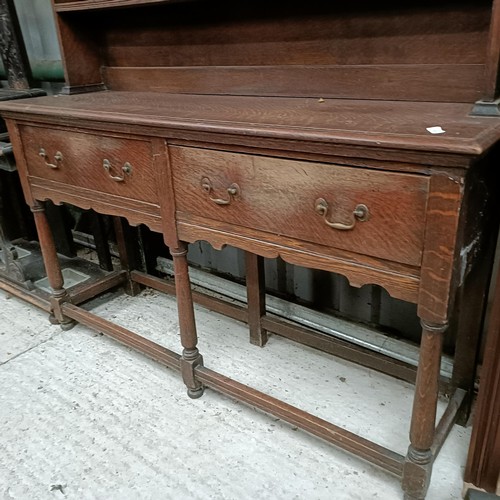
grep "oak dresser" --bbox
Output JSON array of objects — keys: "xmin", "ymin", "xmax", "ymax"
[{"xmin": 1, "ymin": 1, "xmax": 500, "ymax": 498}]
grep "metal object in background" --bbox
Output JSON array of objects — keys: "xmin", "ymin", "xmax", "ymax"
[
  {"xmin": 0, "ymin": 0, "xmax": 32, "ymax": 89},
  {"xmin": 0, "ymin": 0, "xmax": 64, "ymax": 83},
  {"xmin": 0, "ymin": 133, "xmax": 15, "ymax": 171},
  {"xmin": 0, "ymin": 224, "xmax": 29, "ymax": 285}
]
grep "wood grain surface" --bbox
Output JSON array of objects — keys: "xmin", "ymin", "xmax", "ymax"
[
  {"xmin": 1, "ymin": 1, "xmax": 499, "ymax": 497},
  {"xmin": 20, "ymin": 124, "xmax": 159, "ymax": 203},
  {"xmin": 417, "ymin": 174, "xmax": 464, "ymax": 323},
  {"xmin": 170, "ymin": 146, "xmax": 429, "ymax": 267},
  {"xmin": 103, "ymin": 65, "xmax": 485, "ymax": 103},
  {"xmin": 1, "ymin": 93, "xmax": 499, "ymax": 157}
]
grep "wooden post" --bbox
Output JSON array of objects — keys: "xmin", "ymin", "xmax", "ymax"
[
  {"xmin": 471, "ymin": 0, "xmax": 500, "ymax": 115},
  {"xmin": 484, "ymin": 0, "xmax": 500, "ymax": 101},
  {"xmin": 31, "ymin": 201, "xmax": 75, "ymax": 330},
  {"xmin": 90, "ymin": 212, "xmax": 113, "ymax": 272},
  {"xmin": 402, "ymin": 320, "xmax": 446, "ymax": 499},
  {"xmin": 245, "ymin": 252, "xmax": 268, "ymax": 346},
  {"xmin": 113, "ymin": 217, "xmax": 141, "ymax": 296},
  {"xmin": 171, "ymin": 242, "xmax": 204, "ymax": 399}
]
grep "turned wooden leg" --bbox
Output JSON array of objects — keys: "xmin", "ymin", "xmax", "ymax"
[
  {"xmin": 31, "ymin": 202, "xmax": 75, "ymax": 330},
  {"xmin": 172, "ymin": 242, "xmax": 204, "ymax": 399},
  {"xmin": 402, "ymin": 320, "xmax": 446, "ymax": 500},
  {"xmin": 245, "ymin": 252, "xmax": 268, "ymax": 346}
]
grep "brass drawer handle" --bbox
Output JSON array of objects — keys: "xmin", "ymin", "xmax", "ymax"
[
  {"xmin": 39, "ymin": 148, "xmax": 63, "ymax": 169},
  {"xmin": 201, "ymin": 177, "xmax": 240, "ymax": 205},
  {"xmin": 315, "ymin": 198, "xmax": 369, "ymax": 231},
  {"xmin": 103, "ymin": 159, "xmax": 132, "ymax": 182}
]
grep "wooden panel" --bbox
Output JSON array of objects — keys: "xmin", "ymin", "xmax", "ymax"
[
  {"xmin": 3, "ymin": 93, "xmax": 496, "ymax": 159},
  {"xmin": 51, "ymin": 0, "xmax": 495, "ymax": 100},
  {"xmin": 101, "ymin": 1, "xmax": 490, "ymax": 67},
  {"xmin": 95, "ymin": 0, "xmax": 491, "ymax": 102},
  {"xmin": 55, "ymin": 14, "xmax": 104, "ymax": 90},
  {"xmin": 104, "ymin": 31, "xmax": 487, "ymax": 68},
  {"xmin": 176, "ymin": 219, "xmax": 421, "ymax": 303},
  {"xmin": 3, "ymin": 119, "xmax": 35, "ymax": 205},
  {"xmin": 30, "ymin": 179, "xmax": 163, "ymax": 232},
  {"xmin": 103, "ymin": 65, "xmax": 484, "ymax": 103},
  {"xmin": 20, "ymin": 125, "xmax": 159, "ymax": 204},
  {"xmin": 170, "ymin": 146, "xmax": 429, "ymax": 267},
  {"xmin": 484, "ymin": 0, "xmax": 500, "ymax": 100},
  {"xmin": 417, "ymin": 173, "xmax": 464, "ymax": 323}
]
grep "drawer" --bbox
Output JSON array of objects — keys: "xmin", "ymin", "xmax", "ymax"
[
  {"xmin": 170, "ymin": 146, "xmax": 430, "ymax": 267},
  {"xmin": 20, "ymin": 125, "xmax": 158, "ymax": 204}
]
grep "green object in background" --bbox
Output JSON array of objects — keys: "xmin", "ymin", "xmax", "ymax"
[
  {"xmin": 0, "ymin": 59, "xmax": 64, "ymax": 82},
  {"xmin": 30, "ymin": 60, "xmax": 64, "ymax": 81}
]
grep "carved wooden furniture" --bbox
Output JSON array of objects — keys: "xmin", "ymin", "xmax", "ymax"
[{"xmin": 1, "ymin": 1, "xmax": 500, "ymax": 498}]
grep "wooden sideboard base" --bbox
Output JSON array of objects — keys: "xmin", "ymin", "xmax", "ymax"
[
  {"xmin": 2, "ymin": 0, "xmax": 500, "ymax": 493},
  {"xmin": 49, "ymin": 299, "xmax": 463, "ymax": 481},
  {"xmin": 1, "ymin": 90, "xmax": 498, "ymax": 498},
  {"xmin": 0, "ymin": 256, "xmax": 465, "ymax": 490},
  {"xmin": 1, "ymin": 236, "xmax": 467, "ymax": 483}
]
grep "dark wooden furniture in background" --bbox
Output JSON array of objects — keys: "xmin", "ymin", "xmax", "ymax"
[
  {"xmin": 0, "ymin": 0, "xmax": 116, "ymax": 288},
  {"xmin": 1, "ymin": 1, "xmax": 500, "ymax": 499},
  {"xmin": 0, "ymin": 0, "xmax": 50, "ymax": 285},
  {"xmin": 465, "ymin": 250, "xmax": 500, "ymax": 494}
]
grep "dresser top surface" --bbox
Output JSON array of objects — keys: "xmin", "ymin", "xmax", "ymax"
[{"xmin": 1, "ymin": 91, "xmax": 499, "ymax": 157}]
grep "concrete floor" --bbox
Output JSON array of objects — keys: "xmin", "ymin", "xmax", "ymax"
[{"xmin": 0, "ymin": 287, "xmax": 471, "ymax": 499}]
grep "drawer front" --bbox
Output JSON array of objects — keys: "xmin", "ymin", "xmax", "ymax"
[
  {"xmin": 170, "ymin": 146, "xmax": 429, "ymax": 267},
  {"xmin": 20, "ymin": 125, "xmax": 158, "ymax": 204}
]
